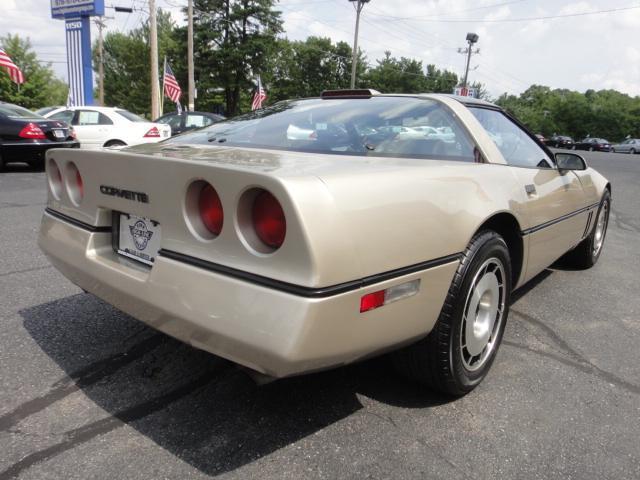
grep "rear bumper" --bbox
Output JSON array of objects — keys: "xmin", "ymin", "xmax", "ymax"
[
  {"xmin": 2, "ymin": 141, "xmax": 80, "ymax": 163},
  {"xmin": 39, "ymin": 210, "xmax": 458, "ymax": 377}
]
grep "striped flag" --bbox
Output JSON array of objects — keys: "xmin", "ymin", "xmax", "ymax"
[
  {"xmin": 251, "ymin": 76, "xmax": 266, "ymax": 111},
  {"xmin": 163, "ymin": 61, "xmax": 182, "ymax": 103},
  {"xmin": 0, "ymin": 48, "xmax": 25, "ymax": 85}
]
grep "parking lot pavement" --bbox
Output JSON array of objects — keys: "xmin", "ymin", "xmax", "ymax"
[{"xmin": 0, "ymin": 152, "xmax": 639, "ymax": 480}]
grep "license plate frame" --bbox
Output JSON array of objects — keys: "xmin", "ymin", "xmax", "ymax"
[
  {"xmin": 52, "ymin": 129, "xmax": 65, "ymax": 139},
  {"xmin": 113, "ymin": 212, "xmax": 161, "ymax": 266}
]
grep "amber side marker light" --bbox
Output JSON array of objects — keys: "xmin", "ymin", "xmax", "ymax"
[{"xmin": 360, "ymin": 279, "xmax": 421, "ymax": 313}]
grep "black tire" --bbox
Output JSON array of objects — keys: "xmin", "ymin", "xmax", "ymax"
[
  {"xmin": 104, "ymin": 140, "xmax": 126, "ymax": 148},
  {"xmin": 589, "ymin": 146, "xmax": 594, "ymax": 151},
  {"xmin": 611, "ymin": 148, "xmax": 616, "ymax": 153},
  {"xmin": 0, "ymin": 153, "xmax": 4, "ymax": 172},
  {"xmin": 630, "ymin": 148, "xmax": 636, "ymax": 155},
  {"xmin": 561, "ymin": 190, "xmax": 611, "ymax": 269},
  {"xmin": 393, "ymin": 231, "xmax": 512, "ymax": 396}
]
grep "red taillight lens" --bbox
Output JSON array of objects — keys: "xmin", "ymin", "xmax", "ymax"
[
  {"xmin": 252, "ymin": 190, "xmax": 286, "ymax": 249},
  {"xmin": 198, "ymin": 184, "xmax": 223, "ymax": 235},
  {"xmin": 143, "ymin": 126, "xmax": 160, "ymax": 138},
  {"xmin": 360, "ymin": 290, "xmax": 386, "ymax": 313},
  {"xmin": 19, "ymin": 122, "xmax": 47, "ymax": 140},
  {"xmin": 76, "ymin": 169, "xmax": 84, "ymax": 198}
]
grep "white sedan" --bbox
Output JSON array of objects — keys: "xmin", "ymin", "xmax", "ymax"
[{"xmin": 43, "ymin": 106, "xmax": 170, "ymax": 149}]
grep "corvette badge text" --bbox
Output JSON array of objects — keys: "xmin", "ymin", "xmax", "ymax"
[{"xmin": 100, "ymin": 185, "xmax": 150, "ymax": 203}]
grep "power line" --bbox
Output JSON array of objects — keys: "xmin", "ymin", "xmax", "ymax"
[{"xmin": 365, "ymin": 3, "xmax": 640, "ymax": 23}]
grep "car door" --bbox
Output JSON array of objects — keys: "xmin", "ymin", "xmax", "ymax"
[
  {"xmin": 469, "ymin": 107, "xmax": 591, "ymax": 283},
  {"xmin": 72, "ymin": 110, "xmax": 115, "ymax": 148}
]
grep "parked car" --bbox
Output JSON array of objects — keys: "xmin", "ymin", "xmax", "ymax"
[
  {"xmin": 43, "ymin": 106, "xmax": 170, "ymax": 149},
  {"xmin": 611, "ymin": 138, "xmax": 640, "ymax": 154},
  {"xmin": 574, "ymin": 138, "xmax": 612, "ymax": 152},
  {"xmin": 154, "ymin": 111, "xmax": 225, "ymax": 136},
  {"xmin": 0, "ymin": 102, "xmax": 79, "ymax": 170},
  {"xmin": 535, "ymin": 133, "xmax": 546, "ymax": 143},
  {"xmin": 35, "ymin": 106, "xmax": 64, "ymax": 117},
  {"xmin": 39, "ymin": 91, "xmax": 610, "ymax": 396},
  {"xmin": 544, "ymin": 135, "xmax": 574, "ymax": 149}
]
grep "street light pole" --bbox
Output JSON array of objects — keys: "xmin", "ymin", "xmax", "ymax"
[
  {"xmin": 187, "ymin": 0, "xmax": 195, "ymax": 111},
  {"xmin": 149, "ymin": 0, "xmax": 160, "ymax": 118},
  {"xmin": 349, "ymin": 0, "xmax": 370, "ymax": 89},
  {"xmin": 460, "ymin": 32, "xmax": 479, "ymax": 90}
]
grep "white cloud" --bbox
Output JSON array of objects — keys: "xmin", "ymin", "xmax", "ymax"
[{"xmin": 1, "ymin": 0, "xmax": 639, "ymax": 100}]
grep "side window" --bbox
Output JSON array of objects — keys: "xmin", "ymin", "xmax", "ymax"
[
  {"xmin": 160, "ymin": 114, "xmax": 182, "ymax": 130},
  {"xmin": 186, "ymin": 114, "xmax": 208, "ymax": 128},
  {"xmin": 469, "ymin": 108, "xmax": 553, "ymax": 169},
  {"xmin": 77, "ymin": 110, "xmax": 113, "ymax": 126},
  {"xmin": 49, "ymin": 110, "xmax": 74, "ymax": 124}
]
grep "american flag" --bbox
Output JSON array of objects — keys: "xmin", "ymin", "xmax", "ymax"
[
  {"xmin": 0, "ymin": 48, "xmax": 25, "ymax": 85},
  {"xmin": 163, "ymin": 61, "xmax": 181, "ymax": 103},
  {"xmin": 251, "ymin": 76, "xmax": 267, "ymax": 111}
]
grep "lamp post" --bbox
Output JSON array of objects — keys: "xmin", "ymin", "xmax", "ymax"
[
  {"xmin": 348, "ymin": 0, "xmax": 370, "ymax": 89},
  {"xmin": 461, "ymin": 32, "xmax": 479, "ymax": 90}
]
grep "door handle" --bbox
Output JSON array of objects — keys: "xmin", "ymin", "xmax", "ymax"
[{"xmin": 525, "ymin": 184, "xmax": 536, "ymax": 195}]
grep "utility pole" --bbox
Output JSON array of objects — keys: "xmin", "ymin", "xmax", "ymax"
[
  {"xmin": 149, "ymin": 0, "xmax": 160, "ymax": 118},
  {"xmin": 94, "ymin": 17, "xmax": 106, "ymax": 106},
  {"xmin": 458, "ymin": 32, "xmax": 479, "ymax": 91},
  {"xmin": 348, "ymin": 0, "xmax": 370, "ymax": 89},
  {"xmin": 187, "ymin": 0, "xmax": 195, "ymax": 111}
]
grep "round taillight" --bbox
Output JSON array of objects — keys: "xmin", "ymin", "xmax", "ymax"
[
  {"xmin": 252, "ymin": 190, "xmax": 286, "ymax": 249},
  {"xmin": 48, "ymin": 159, "xmax": 63, "ymax": 200},
  {"xmin": 76, "ymin": 169, "xmax": 84, "ymax": 198},
  {"xmin": 65, "ymin": 162, "xmax": 83, "ymax": 205},
  {"xmin": 198, "ymin": 184, "xmax": 223, "ymax": 235}
]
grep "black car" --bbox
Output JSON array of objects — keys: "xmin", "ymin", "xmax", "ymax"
[
  {"xmin": 0, "ymin": 102, "xmax": 79, "ymax": 170},
  {"xmin": 574, "ymin": 138, "xmax": 612, "ymax": 152},
  {"xmin": 544, "ymin": 135, "xmax": 574, "ymax": 149},
  {"xmin": 154, "ymin": 111, "xmax": 225, "ymax": 136}
]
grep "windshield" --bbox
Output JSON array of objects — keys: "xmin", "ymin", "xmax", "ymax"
[
  {"xmin": 167, "ymin": 97, "xmax": 476, "ymax": 161},
  {"xmin": 116, "ymin": 109, "xmax": 148, "ymax": 122},
  {"xmin": 0, "ymin": 104, "xmax": 43, "ymax": 119}
]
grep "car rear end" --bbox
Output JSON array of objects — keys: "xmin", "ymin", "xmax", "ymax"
[
  {"xmin": 0, "ymin": 103, "xmax": 79, "ymax": 167},
  {"xmin": 38, "ymin": 146, "xmax": 461, "ymax": 377},
  {"xmin": 113, "ymin": 109, "xmax": 170, "ymax": 145}
]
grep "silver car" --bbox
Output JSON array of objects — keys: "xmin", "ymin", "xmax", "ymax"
[{"xmin": 612, "ymin": 138, "xmax": 640, "ymax": 154}]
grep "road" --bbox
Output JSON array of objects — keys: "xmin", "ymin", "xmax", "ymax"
[{"xmin": 0, "ymin": 151, "xmax": 639, "ymax": 479}]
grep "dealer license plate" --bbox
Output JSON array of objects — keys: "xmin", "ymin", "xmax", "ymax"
[
  {"xmin": 117, "ymin": 214, "xmax": 161, "ymax": 266},
  {"xmin": 52, "ymin": 129, "xmax": 65, "ymax": 139}
]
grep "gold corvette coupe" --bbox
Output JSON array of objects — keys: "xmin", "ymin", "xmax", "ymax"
[{"xmin": 39, "ymin": 91, "xmax": 610, "ymax": 395}]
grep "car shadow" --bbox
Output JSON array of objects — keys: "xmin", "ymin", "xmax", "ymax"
[{"xmin": 14, "ymin": 294, "xmax": 450, "ymax": 477}]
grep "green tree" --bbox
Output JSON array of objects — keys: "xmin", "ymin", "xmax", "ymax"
[
  {"xmin": 192, "ymin": 0, "xmax": 283, "ymax": 115},
  {"xmin": 97, "ymin": 9, "xmax": 177, "ymax": 117},
  {"xmin": 0, "ymin": 34, "xmax": 67, "ymax": 109},
  {"xmin": 266, "ymin": 37, "xmax": 366, "ymax": 102}
]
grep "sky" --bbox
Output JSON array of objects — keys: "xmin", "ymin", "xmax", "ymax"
[{"xmin": 2, "ymin": 0, "xmax": 639, "ymax": 99}]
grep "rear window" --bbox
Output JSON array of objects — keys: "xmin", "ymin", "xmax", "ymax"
[
  {"xmin": 0, "ymin": 104, "xmax": 42, "ymax": 119},
  {"xmin": 115, "ymin": 109, "xmax": 147, "ymax": 122},
  {"xmin": 167, "ymin": 97, "xmax": 476, "ymax": 161}
]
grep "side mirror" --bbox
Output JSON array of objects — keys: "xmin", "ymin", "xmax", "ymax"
[{"xmin": 555, "ymin": 152, "xmax": 587, "ymax": 171}]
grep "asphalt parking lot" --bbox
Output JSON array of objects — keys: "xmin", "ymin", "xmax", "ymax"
[{"xmin": 0, "ymin": 151, "xmax": 639, "ymax": 480}]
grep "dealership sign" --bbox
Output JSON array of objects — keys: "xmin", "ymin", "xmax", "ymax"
[
  {"xmin": 50, "ymin": 0, "xmax": 103, "ymax": 106},
  {"xmin": 51, "ymin": 0, "xmax": 104, "ymax": 19}
]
